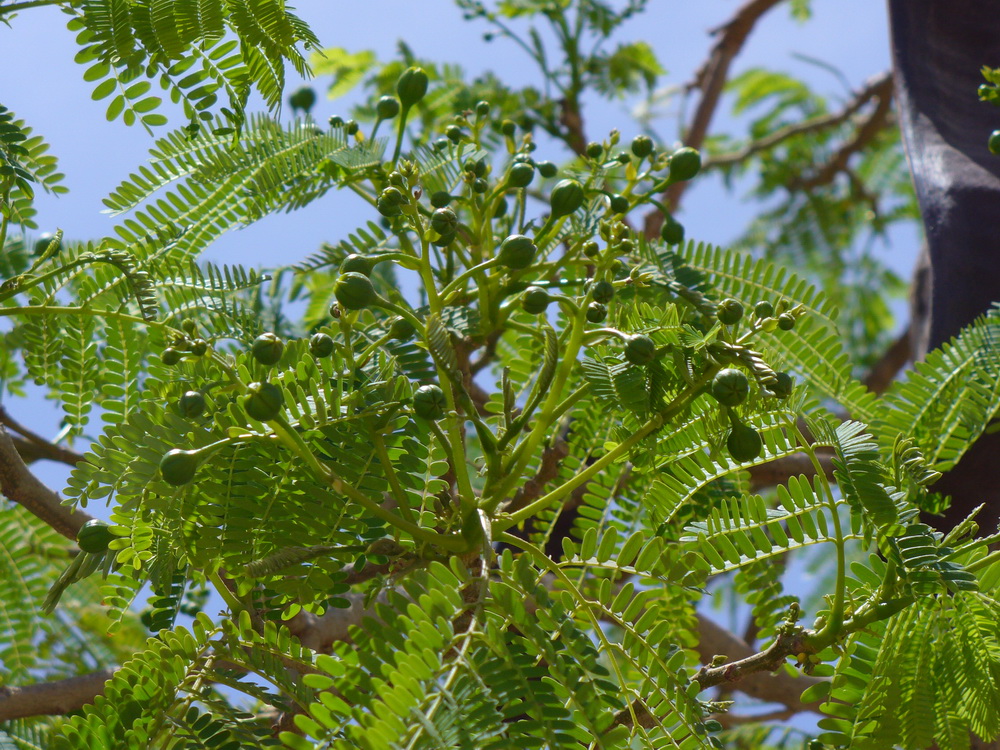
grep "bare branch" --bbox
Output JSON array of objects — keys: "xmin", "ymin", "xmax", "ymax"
[
  {"xmin": 0, "ymin": 669, "xmax": 116, "ymax": 721},
  {"xmin": 862, "ymin": 325, "xmax": 912, "ymax": 394},
  {"xmin": 0, "ymin": 425, "xmax": 93, "ymax": 540},
  {"xmin": 0, "ymin": 406, "xmax": 86, "ymax": 466},
  {"xmin": 644, "ymin": 0, "xmax": 786, "ymax": 238},
  {"xmin": 748, "ymin": 451, "xmax": 836, "ymax": 491},
  {"xmin": 702, "ymin": 71, "xmax": 894, "ymax": 170}
]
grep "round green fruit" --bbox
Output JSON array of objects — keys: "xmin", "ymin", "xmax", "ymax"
[
  {"xmin": 288, "ymin": 86, "xmax": 316, "ymax": 113},
  {"xmin": 769, "ymin": 371, "xmax": 794, "ymax": 399},
  {"xmin": 549, "ymin": 178, "xmax": 585, "ymax": 219},
  {"xmin": 609, "ymin": 194, "xmax": 629, "ymax": 214},
  {"xmin": 251, "ymin": 332, "xmax": 284, "ymax": 366},
  {"xmin": 445, "ymin": 125, "xmax": 463, "ymax": 143},
  {"xmin": 500, "ymin": 119, "xmax": 517, "ymax": 137},
  {"xmin": 389, "ymin": 317, "xmax": 415, "ymax": 341},
  {"xmin": 591, "ymin": 280, "xmax": 615, "ymax": 304},
  {"xmin": 753, "ymin": 300, "xmax": 774, "ymax": 319},
  {"xmin": 376, "ymin": 95, "xmax": 400, "ymax": 120},
  {"xmin": 340, "ymin": 253, "xmax": 376, "ymax": 276},
  {"xmin": 624, "ymin": 334, "xmax": 657, "ymax": 366},
  {"xmin": 160, "ymin": 449, "xmax": 199, "ymax": 486},
  {"xmin": 396, "ymin": 67, "xmax": 429, "ymax": 110},
  {"xmin": 989, "ymin": 129, "xmax": 1000, "ymax": 155},
  {"xmin": 243, "ymin": 382, "xmax": 284, "ymax": 422},
  {"xmin": 161, "ymin": 348, "xmax": 182, "ymax": 366},
  {"xmin": 309, "ymin": 332, "xmax": 335, "ymax": 358},
  {"xmin": 178, "ymin": 390, "xmax": 206, "ymax": 418},
  {"xmin": 716, "ymin": 299, "xmax": 744, "ymax": 326},
  {"xmin": 669, "ymin": 147, "xmax": 701, "ymax": 182},
  {"xmin": 778, "ymin": 313, "xmax": 796, "ymax": 331},
  {"xmin": 711, "ymin": 368, "xmax": 750, "ymax": 407},
  {"xmin": 413, "ymin": 384, "xmax": 447, "ymax": 420},
  {"xmin": 181, "ymin": 319, "xmax": 197, "ymax": 335},
  {"xmin": 727, "ymin": 423, "xmax": 763, "ymax": 462},
  {"xmin": 334, "ymin": 272, "xmax": 378, "ymax": 311},
  {"xmin": 472, "ymin": 178, "xmax": 488, "ymax": 194},
  {"xmin": 660, "ymin": 217, "xmax": 685, "ymax": 246},
  {"xmin": 345, "ymin": 120, "xmax": 359, "ymax": 136},
  {"xmin": 77, "ymin": 519, "xmax": 115, "ymax": 554},
  {"xmin": 430, "ymin": 207, "xmax": 458, "ymax": 235},
  {"xmin": 521, "ymin": 286, "xmax": 550, "ymax": 315},
  {"xmin": 536, "ymin": 161, "xmax": 558, "ymax": 178},
  {"xmin": 586, "ymin": 141, "xmax": 603, "ymax": 159},
  {"xmin": 582, "ymin": 241, "xmax": 600, "ymax": 259},
  {"xmin": 430, "ymin": 191, "xmax": 452, "ymax": 208},
  {"xmin": 498, "ymin": 235, "xmax": 537, "ymax": 270},
  {"xmin": 586, "ymin": 302, "xmax": 608, "ymax": 323},
  {"xmin": 631, "ymin": 134, "xmax": 653, "ymax": 158},
  {"xmin": 475, "ymin": 100, "xmax": 490, "ymax": 118},
  {"xmin": 507, "ymin": 162, "xmax": 535, "ymax": 189}
]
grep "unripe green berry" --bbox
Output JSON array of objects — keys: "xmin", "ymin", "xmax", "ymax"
[
  {"xmin": 77, "ymin": 519, "xmax": 115, "ymax": 553},
  {"xmin": 989, "ymin": 129, "xmax": 1000, "ymax": 155},
  {"xmin": 591, "ymin": 280, "xmax": 615, "ymax": 304},
  {"xmin": 413, "ymin": 384, "xmax": 447, "ymax": 420},
  {"xmin": 521, "ymin": 286, "xmax": 550, "ymax": 315},
  {"xmin": 536, "ymin": 161, "xmax": 558, "ymax": 178},
  {"xmin": 711, "ymin": 368, "xmax": 750, "ymax": 407},
  {"xmin": 582, "ymin": 241, "xmax": 600, "ymax": 259},
  {"xmin": 768, "ymin": 371, "xmax": 794, "ymax": 399},
  {"xmin": 475, "ymin": 100, "xmax": 490, "ymax": 117},
  {"xmin": 586, "ymin": 141, "xmax": 603, "ymax": 159},
  {"xmin": 493, "ymin": 198, "xmax": 508, "ymax": 218},
  {"xmin": 243, "ymin": 382, "xmax": 284, "ymax": 422},
  {"xmin": 389, "ymin": 317, "xmax": 415, "ymax": 341},
  {"xmin": 190, "ymin": 339, "xmax": 209, "ymax": 357},
  {"xmin": 549, "ymin": 178, "xmax": 585, "ymax": 219},
  {"xmin": 161, "ymin": 348, "xmax": 181, "ymax": 366},
  {"xmin": 159, "ymin": 449, "xmax": 199, "ymax": 486},
  {"xmin": 432, "ymin": 232, "xmax": 456, "ymax": 247},
  {"xmin": 507, "ymin": 162, "xmax": 535, "ymax": 188},
  {"xmin": 396, "ymin": 66, "xmax": 429, "ymax": 110},
  {"xmin": 430, "ymin": 207, "xmax": 458, "ymax": 235},
  {"xmin": 631, "ymin": 134, "xmax": 653, "ymax": 158},
  {"xmin": 289, "ymin": 86, "xmax": 316, "ymax": 114},
  {"xmin": 309, "ymin": 332, "xmax": 335, "ymax": 358},
  {"xmin": 753, "ymin": 300, "xmax": 774, "ymax": 319},
  {"xmin": 472, "ymin": 177, "xmax": 488, "ymax": 193},
  {"xmin": 586, "ymin": 302, "xmax": 607, "ymax": 323},
  {"xmin": 329, "ymin": 115, "xmax": 344, "ymax": 128},
  {"xmin": 445, "ymin": 125, "xmax": 463, "ymax": 143},
  {"xmin": 624, "ymin": 334, "xmax": 657, "ymax": 366},
  {"xmin": 251, "ymin": 333, "xmax": 284, "ymax": 366},
  {"xmin": 340, "ymin": 253, "xmax": 376, "ymax": 276},
  {"xmin": 376, "ymin": 95, "xmax": 400, "ymax": 120},
  {"xmin": 181, "ymin": 319, "xmax": 197, "ymax": 335},
  {"xmin": 345, "ymin": 120, "xmax": 359, "ymax": 136},
  {"xmin": 669, "ymin": 147, "xmax": 701, "ymax": 182},
  {"xmin": 430, "ymin": 191, "xmax": 452, "ymax": 208},
  {"xmin": 498, "ymin": 235, "xmax": 537, "ymax": 269},
  {"xmin": 500, "ymin": 119, "xmax": 517, "ymax": 137},
  {"xmin": 609, "ymin": 194, "xmax": 629, "ymax": 214},
  {"xmin": 727, "ymin": 423, "xmax": 763, "ymax": 462},
  {"xmin": 334, "ymin": 272, "xmax": 378, "ymax": 310},
  {"xmin": 661, "ymin": 217, "xmax": 685, "ymax": 245},
  {"xmin": 778, "ymin": 313, "xmax": 796, "ymax": 331},
  {"xmin": 178, "ymin": 390, "xmax": 206, "ymax": 418},
  {"xmin": 716, "ymin": 299, "xmax": 744, "ymax": 326}
]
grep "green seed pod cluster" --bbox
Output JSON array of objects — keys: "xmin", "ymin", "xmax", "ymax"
[
  {"xmin": 77, "ymin": 519, "xmax": 115, "ymax": 554},
  {"xmin": 753, "ymin": 300, "xmax": 774, "ymax": 319},
  {"xmin": 251, "ymin": 332, "xmax": 284, "ymax": 366},
  {"xmin": 396, "ymin": 67, "xmax": 429, "ymax": 110},
  {"xmin": 549, "ymin": 179, "xmax": 585, "ymax": 219},
  {"xmin": 160, "ymin": 449, "xmax": 199, "ymax": 486},
  {"xmin": 413, "ymin": 384, "xmax": 447, "ymax": 420},
  {"xmin": 624, "ymin": 334, "xmax": 657, "ymax": 366},
  {"xmin": 243, "ymin": 382, "xmax": 284, "ymax": 422},
  {"xmin": 498, "ymin": 234, "xmax": 537, "ymax": 270},
  {"xmin": 507, "ymin": 162, "xmax": 535, "ymax": 189},
  {"xmin": 376, "ymin": 95, "xmax": 400, "ymax": 120},
  {"xmin": 586, "ymin": 302, "xmax": 608, "ymax": 323},
  {"xmin": 660, "ymin": 217, "xmax": 685, "ymax": 246},
  {"xmin": 591, "ymin": 280, "xmax": 615, "ymax": 304},
  {"xmin": 716, "ymin": 299, "xmax": 744, "ymax": 326},
  {"xmin": 376, "ymin": 186, "xmax": 405, "ymax": 217},
  {"xmin": 334, "ymin": 272, "xmax": 378, "ymax": 311},
  {"xmin": 727, "ymin": 422, "xmax": 763, "ymax": 462},
  {"xmin": 668, "ymin": 147, "xmax": 701, "ymax": 182},
  {"xmin": 609, "ymin": 194, "xmax": 629, "ymax": 214},
  {"xmin": 178, "ymin": 390, "xmax": 206, "ymax": 418},
  {"xmin": 711, "ymin": 368, "xmax": 750, "ymax": 407},
  {"xmin": 631, "ymin": 134, "xmax": 653, "ymax": 158},
  {"xmin": 288, "ymin": 86, "xmax": 316, "ymax": 114},
  {"xmin": 521, "ymin": 286, "xmax": 550, "ymax": 315},
  {"xmin": 340, "ymin": 253, "xmax": 376, "ymax": 276},
  {"xmin": 309, "ymin": 332, "xmax": 335, "ymax": 358}
]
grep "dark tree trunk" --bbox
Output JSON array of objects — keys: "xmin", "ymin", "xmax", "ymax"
[{"xmin": 888, "ymin": 0, "xmax": 1000, "ymax": 534}]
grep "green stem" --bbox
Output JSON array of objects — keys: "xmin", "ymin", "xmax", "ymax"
[
  {"xmin": 372, "ymin": 429, "xmax": 414, "ymax": 523},
  {"xmin": 0, "ymin": 0, "xmax": 63, "ymax": 14},
  {"xmin": 391, "ymin": 108, "xmax": 411, "ymax": 165}
]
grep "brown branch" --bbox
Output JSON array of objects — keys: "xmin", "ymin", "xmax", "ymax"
[
  {"xmin": 645, "ymin": 0, "xmax": 786, "ymax": 239},
  {"xmin": 0, "ymin": 406, "xmax": 85, "ymax": 466},
  {"xmin": 862, "ymin": 324, "xmax": 912, "ymax": 394},
  {"xmin": 748, "ymin": 450, "xmax": 836, "ymax": 491},
  {"xmin": 0, "ymin": 669, "xmax": 117, "ymax": 721},
  {"xmin": 504, "ymin": 437, "xmax": 570, "ymax": 515},
  {"xmin": 0, "ymin": 425, "xmax": 92, "ymax": 540},
  {"xmin": 702, "ymin": 71, "xmax": 894, "ymax": 170},
  {"xmin": 789, "ymin": 78, "xmax": 895, "ymax": 191}
]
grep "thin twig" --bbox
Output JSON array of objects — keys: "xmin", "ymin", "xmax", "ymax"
[
  {"xmin": 862, "ymin": 325, "xmax": 912, "ymax": 394},
  {"xmin": 0, "ymin": 406, "xmax": 85, "ymax": 466},
  {"xmin": 0, "ymin": 669, "xmax": 117, "ymax": 721}
]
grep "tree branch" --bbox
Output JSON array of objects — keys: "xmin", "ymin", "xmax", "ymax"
[
  {"xmin": 0, "ymin": 406, "xmax": 86, "ymax": 466},
  {"xmin": 0, "ymin": 425, "xmax": 92, "ymax": 540},
  {"xmin": 748, "ymin": 451, "xmax": 836, "ymax": 491},
  {"xmin": 644, "ymin": 0, "xmax": 786, "ymax": 239},
  {"xmin": 702, "ymin": 71, "xmax": 894, "ymax": 170},
  {"xmin": 862, "ymin": 324, "xmax": 912, "ymax": 394},
  {"xmin": 0, "ymin": 669, "xmax": 117, "ymax": 721}
]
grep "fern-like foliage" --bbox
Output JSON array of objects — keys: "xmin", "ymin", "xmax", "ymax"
[{"xmin": 0, "ymin": 106, "xmax": 67, "ymax": 228}]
